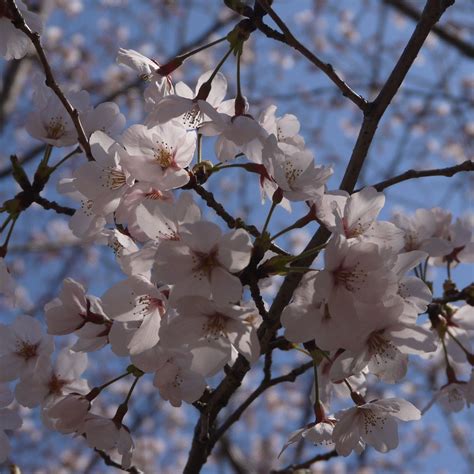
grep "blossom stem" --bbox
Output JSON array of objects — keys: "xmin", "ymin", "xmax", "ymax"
[
  {"xmin": 207, "ymin": 47, "xmax": 233, "ymax": 85},
  {"xmin": 0, "ymin": 215, "xmax": 12, "ymax": 234},
  {"xmin": 178, "ymin": 36, "xmax": 228, "ymax": 62},
  {"xmin": 309, "ymin": 350, "xmax": 321, "ymax": 419},
  {"xmin": 50, "ymin": 146, "xmax": 82, "ymax": 172},
  {"xmin": 0, "ymin": 215, "xmax": 18, "ymax": 256},
  {"xmin": 422, "ymin": 256, "xmax": 429, "ymax": 281},
  {"xmin": 446, "ymin": 328, "xmax": 472, "ymax": 358},
  {"xmin": 446, "ymin": 262, "xmax": 452, "ymax": 280},
  {"xmin": 197, "ymin": 133, "xmax": 203, "ymax": 164},
  {"xmin": 85, "ymin": 371, "xmax": 131, "ymax": 401},
  {"xmin": 261, "ymin": 201, "xmax": 277, "ymax": 235}
]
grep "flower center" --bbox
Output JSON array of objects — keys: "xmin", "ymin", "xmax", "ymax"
[
  {"xmin": 202, "ymin": 313, "xmax": 227, "ymax": 340},
  {"xmin": 16, "ymin": 341, "xmax": 39, "ymax": 361},
  {"xmin": 104, "ymin": 168, "xmax": 126, "ymax": 190},
  {"xmin": 46, "ymin": 116, "xmax": 66, "ymax": 139},
  {"xmin": 334, "ymin": 263, "xmax": 366, "ymax": 292},
  {"xmin": 48, "ymin": 374, "xmax": 68, "ymax": 395},
  {"xmin": 284, "ymin": 161, "xmax": 303, "ymax": 185},
  {"xmin": 192, "ymin": 247, "xmax": 219, "ymax": 278}
]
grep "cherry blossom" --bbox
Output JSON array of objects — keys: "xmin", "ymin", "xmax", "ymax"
[
  {"xmin": 15, "ymin": 348, "xmax": 89, "ymax": 408},
  {"xmin": 0, "ymin": 0, "xmax": 42, "ymax": 60},
  {"xmin": 332, "ymin": 398, "xmax": 421, "ymax": 455},
  {"xmin": 0, "ymin": 314, "xmax": 54, "ymax": 382},
  {"xmin": 153, "ymin": 221, "xmax": 252, "ymax": 304},
  {"xmin": 46, "ymin": 393, "xmax": 91, "ymax": 434},
  {"xmin": 73, "ymin": 131, "xmax": 134, "ymax": 216},
  {"xmin": 121, "ymin": 121, "xmax": 196, "ymax": 190},
  {"xmin": 0, "ymin": 384, "xmax": 22, "ymax": 463},
  {"xmin": 150, "ymin": 70, "xmax": 227, "ymax": 128}
]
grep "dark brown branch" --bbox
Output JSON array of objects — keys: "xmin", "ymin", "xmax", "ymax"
[
  {"xmin": 34, "ymin": 196, "xmax": 75, "ymax": 216},
  {"xmin": 384, "ymin": 0, "xmax": 474, "ymax": 58},
  {"xmin": 212, "ymin": 361, "xmax": 313, "ymax": 446},
  {"xmin": 369, "ymin": 159, "xmax": 474, "ymax": 192},
  {"xmin": 6, "ymin": 0, "xmax": 93, "ymax": 160},
  {"xmin": 271, "ymin": 450, "xmax": 338, "ymax": 473},
  {"xmin": 191, "ymin": 183, "xmax": 288, "ymax": 256},
  {"xmin": 254, "ymin": 1, "xmax": 368, "ymax": 111}
]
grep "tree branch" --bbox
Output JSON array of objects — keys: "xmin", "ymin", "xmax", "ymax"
[
  {"xmin": 369, "ymin": 159, "xmax": 473, "ymax": 192},
  {"xmin": 253, "ymin": 1, "xmax": 368, "ymax": 111},
  {"xmin": 384, "ymin": 0, "xmax": 474, "ymax": 58},
  {"xmin": 271, "ymin": 450, "xmax": 338, "ymax": 473},
  {"xmin": 6, "ymin": 0, "xmax": 93, "ymax": 160}
]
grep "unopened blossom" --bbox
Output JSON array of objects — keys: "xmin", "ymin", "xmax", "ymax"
[
  {"xmin": 102, "ymin": 275, "xmax": 168, "ymax": 355},
  {"xmin": 332, "ymin": 398, "xmax": 421, "ymax": 455},
  {"xmin": 121, "ymin": 121, "xmax": 196, "ymax": 190},
  {"xmin": 163, "ymin": 296, "xmax": 261, "ymax": 366},
  {"xmin": 329, "ymin": 187, "xmax": 405, "ymax": 252},
  {"xmin": 73, "ymin": 131, "xmax": 134, "ymax": 216},
  {"xmin": 45, "ymin": 278, "xmax": 110, "ymax": 352},
  {"xmin": 134, "ymin": 191, "xmax": 200, "ymax": 242},
  {"xmin": 0, "ymin": 384, "xmax": 22, "ymax": 463},
  {"xmin": 313, "ymin": 236, "xmax": 398, "ymax": 323},
  {"xmin": 0, "ymin": 0, "xmax": 42, "ymax": 60},
  {"xmin": 262, "ymin": 135, "xmax": 333, "ymax": 202},
  {"xmin": 117, "ymin": 48, "xmax": 160, "ymax": 81},
  {"xmin": 25, "ymin": 83, "xmax": 90, "ymax": 147},
  {"xmin": 15, "ymin": 348, "xmax": 89, "ymax": 408},
  {"xmin": 150, "ymin": 70, "xmax": 227, "ymax": 128},
  {"xmin": 198, "ymin": 100, "xmax": 265, "ymax": 162},
  {"xmin": 46, "ymin": 393, "xmax": 91, "ymax": 434},
  {"xmin": 83, "ymin": 415, "xmax": 134, "ymax": 469},
  {"xmin": 0, "ymin": 314, "xmax": 54, "ymax": 382},
  {"xmin": 153, "ymin": 221, "xmax": 252, "ymax": 304}
]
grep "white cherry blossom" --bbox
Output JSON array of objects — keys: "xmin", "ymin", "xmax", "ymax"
[
  {"xmin": 15, "ymin": 348, "xmax": 89, "ymax": 408},
  {"xmin": 121, "ymin": 121, "xmax": 196, "ymax": 190},
  {"xmin": 0, "ymin": 384, "xmax": 22, "ymax": 463},
  {"xmin": 0, "ymin": 314, "xmax": 54, "ymax": 382},
  {"xmin": 333, "ymin": 398, "xmax": 421, "ymax": 455},
  {"xmin": 153, "ymin": 221, "xmax": 252, "ymax": 304}
]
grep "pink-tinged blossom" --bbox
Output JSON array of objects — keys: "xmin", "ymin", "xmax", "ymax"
[
  {"xmin": 135, "ymin": 191, "xmax": 200, "ymax": 242},
  {"xmin": 102, "ymin": 275, "xmax": 168, "ymax": 355},
  {"xmin": 437, "ymin": 378, "xmax": 474, "ymax": 413},
  {"xmin": 116, "ymin": 48, "xmax": 160, "ymax": 81},
  {"xmin": 0, "ymin": 314, "xmax": 54, "ymax": 382},
  {"xmin": 329, "ymin": 187, "xmax": 405, "ymax": 252},
  {"xmin": 313, "ymin": 236, "xmax": 398, "ymax": 323},
  {"xmin": 25, "ymin": 83, "xmax": 90, "ymax": 147},
  {"xmin": 332, "ymin": 398, "xmax": 421, "ymax": 456},
  {"xmin": 0, "ymin": 384, "xmax": 22, "ymax": 463},
  {"xmin": 280, "ymin": 419, "xmax": 336, "ymax": 456},
  {"xmin": 15, "ymin": 348, "xmax": 89, "ymax": 408},
  {"xmin": 83, "ymin": 415, "xmax": 134, "ymax": 468},
  {"xmin": 121, "ymin": 121, "xmax": 196, "ymax": 190},
  {"xmin": 0, "ymin": 0, "xmax": 42, "ymax": 60},
  {"xmin": 163, "ymin": 296, "xmax": 261, "ymax": 366},
  {"xmin": 73, "ymin": 131, "xmax": 134, "ymax": 216},
  {"xmin": 150, "ymin": 70, "xmax": 227, "ymax": 128},
  {"xmin": 435, "ymin": 217, "xmax": 474, "ymax": 266},
  {"xmin": 115, "ymin": 183, "xmax": 173, "ymax": 242},
  {"xmin": 153, "ymin": 221, "xmax": 251, "ymax": 304},
  {"xmin": 392, "ymin": 208, "xmax": 453, "ymax": 256},
  {"xmin": 81, "ymin": 101, "xmax": 126, "ymax": 139},
  {"xmin": 262, "ymin": 135, "xmax": 333, "ymax": 202},
  {"xmin": 46, "ymin": 393, "xmax": 91, "ymax": 434},
  {"xmin": 281, "ymin": 271, "xmax": 354, "ymax": 351},
  {"xmin": 198, "ymin": 100, "xmax": 265, "ymax": 162},
  {"xmin": 45, "ymin": 278, "xmax": 110, "ymax": 352},
  {"xmin": 330, "ymin": 300, "xmax": 436, "ymax": 383}
]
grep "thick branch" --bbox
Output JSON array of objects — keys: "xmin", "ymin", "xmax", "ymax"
[
  {"xmin": 6, "ymin": 0, "xmax": 93, "ymax": 160},
  {"xmin": 370, "ymin": 159, "xmax": 474, "ymax": 191},
  {"xmin": 384, "ymin": 0, "xmax": 474, "ymax": 58},
  {"xmin": 254, "ymin": 1, "xmax": 368, "ymax": 111}
]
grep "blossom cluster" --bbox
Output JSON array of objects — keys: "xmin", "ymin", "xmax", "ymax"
[{"xmin": 0, "ymin": 4, "xmax": 473, "ymax": 469}]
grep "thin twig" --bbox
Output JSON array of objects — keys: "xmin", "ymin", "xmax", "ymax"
[
  {"xmin": 6, "ymin": 0, "xmax": 93, "ymax": 160},
  {"xmin": 254, "ymin": 0, "xmax": 368, "ymax": 111},
  {"xmin": 271, "ymin": 450, "xmax": 338, "ymax": 473},
  {"xmin": 369, "ymin": 159, "xmax": 474, "ymax": 192}
]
